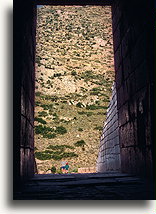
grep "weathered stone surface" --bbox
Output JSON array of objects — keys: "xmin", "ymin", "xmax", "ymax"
[
  {"xmin": 97, "ymin": 83, "xmax": 121, "ymax": 172},
  {"xmin": 16, "ymin": 3, "xmax": 37, "ymax": 182},
  {"xmin": 78, "ymin": 167, "xmax": 96, "ymax": 173},
  {"xmin": 14, "ymin": 173, "xmax": 154, "ymax": 200}
]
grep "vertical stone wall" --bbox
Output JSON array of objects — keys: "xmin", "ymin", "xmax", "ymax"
[
  {"xmin": 97, "ymin": 82, "xmax": 121, "ymax": 172},
  {"xmin": 112, "ymin": 0, "xmax": 154, "ymax": 177},
  {"xmin": 14, "ymin": 1, "xmax": 37, "ymax": 188},
  {"xmin": 20, "ymin": 4, "xmax": 36, "ymax": 180}
]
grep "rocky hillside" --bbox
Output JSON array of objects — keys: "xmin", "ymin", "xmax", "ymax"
[{"xmin": 35, "ymin": 5, "xmax": 114, "ymax": 174}]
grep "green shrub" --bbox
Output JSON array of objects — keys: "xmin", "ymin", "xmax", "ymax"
[
  {"xmin": 90, "ymin": 87, "xmax": 103, "ymax": 95},
  {"xmin": 81, "ymin": 70, "xmax": 94, "ymax": 80},
  {"xmin": 53, "ymin": 113, "xmax": 59, "ymax": 120},
  {"xmin": 43, "ymin": 133, "xmax": 56, "ymax": 139},
  {"xmin": 86, "ymin": 112, "xmax": 93, "ymax": 117},
  {"xmin": 71, "ymin": 168, "xmax": 78, "ymax": 173},
  {"xmin": 86, "ymin": 105, "xmax": 107, "ymax": 110},
  {"xmin": 56, "ymin": 168, "xmax": 62, "ymax": 174},
  {"xmin": 46, "ymin": 80, "xmax": 51, "ymax": 84},
  {"xmin": 71, "ymin": 71, "xmax": 77, "ymax": 76},
  {"xmin": 38, "ymin": 77, "xmax": 43, "ymax": 82},
  {"xmin": 47, "ymin": 145, "xmax": 74, "ymax": 150},
  {"xmin": 90, "ymin": 91, "xmax": 99, "ymax": 95},
  {"xmin": 78, "ymin": 111, "xmax": 93, "ymax": 116},
  {"xmin": 94, "ymin": 126, "xmax": 103, "ymax": 131},
  {"xmin": 62, "ymin": 100, "xmax": 67, "ymax": 103},
  {"xmin": 50, "ymin": 96, "xmax": 59, "ymax": 102},
  {"xmin": 35, "ymin": 125, "xmax": 54, "ymax": 136},
  {"xmin": 35, "ymin": 92, "xmax": 41, "ymax": 97},
  {"xmin": 103, "ymin": 99, "xmax": 109, "ymax": 102},
  {"xmin": 78, "ymin": 128, "xmax": 83, "ymax": 132},
  {"xmin": 34, "ymin": 117, "xmax": 47, "ymax": 124},
  {"xmin": 78, "ymin": 111, "xmax": 86, "ymax": 115},
  {"xmin": 35, "ymin": 152, "xmax": 51, "ymax": 160},
  {"xmin": 80, "ymin": 87, "xmax": 87, "ymax": 92},
  {"xmin": 54, "ymin": 73, "xmax": 61, "ymax": 77},
  {"xmin": 74, "ymin": 140, "xmax": 86, "ymax": 147},
  {"xmin": 95, "ymin": 101, "xmax": 100, "ymax": 105},
  {"xmin": 35, "ymin": 150, "xmax": 78, "ymax": 161},
  {"xmin": 36, "ymin": 56, "xmax": 42, "ymax": 64},
  {"xmin": 91, "ymin": 87, "xmax": 101, "ymax": 91},
  {"xmin": 51, "ymin": 166, "xmax": 56, "ymax": 174},
  {"xmin": 76, "ymin": 102, "xmax": 84, "ymax": 108},
  {"xmin": 40, "ymin": 94, "xmax": 58, "ymax": 102},
  {"xmin": 40, "ymin": 104, "xmax": 53, "ymax": 110},
  {"xmin": 61, "ymin": 152, "xmax": 78, "ymax": 158},
  {"xmin": 44, "ymin": 150, "xmax": 63, "ymax": 155},
  {"xmin": 97, "ymin": 112, "xmax": 106, "ymax": 115},
  {"xmin": 38, "ymin": 111, "xmax": 48, "ymax": 117},
  {"xmin": 55, "ymin": 126, "xmax": 67, "ymax": 135},
  {"xmin": 35, "ymin": 125, "xmax": 44, "ymax": 135},
  {"xmin": 35, "ymin": 101, "xmax": 40, "ymax": 106}
]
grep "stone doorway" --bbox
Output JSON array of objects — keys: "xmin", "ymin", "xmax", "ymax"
[{"xmin": 14, "ymin": 0, "xmax": 154, "ymax": 199}]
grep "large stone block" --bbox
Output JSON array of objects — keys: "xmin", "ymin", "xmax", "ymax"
[
  {"xmin": 114, "ymin": 154, "xmax": 121, "ymax": 170},
  {"xmin": 135, "ymin": 61, "xmax": 148, "ymax": 91},
  {"xmin": 120, "ymin": 145, "xmax": 148, "ymax": 175},
  {"xmin": 121, "ymin": 28, "xmax": 133, "ymax": 60},
  {"xmin": 127, "ymin": 72, "xmax": 136, "ymax": 97},
  {"xmin": 21, "ymin": 87, "xmax": 26, "ymax": 116},
  {"xmin": 118, "ymin": 12, "xmax": 129, "ymax": 40},
  {"xmin": 119, "ymin": 121, "xmax": 137, "ymax": 148},
  {"xmin": 112, "ymin": 4, "xmax": 122, "ymax": 34},
  {"xmin": 122, "ymin": 54, "xmax": 132, "ymax": 80},
  {"xmin": 20, "ymin": 115, "xmax": 26, "ymax": 147},
  {"xmin": 128, "ymin": 99, "xmax": 137, "ymax": 122},
  {"xmin": 20, "ymin": 148, "xmax": 25, "ymax": 178},
  {"xmin": 118, "ymin": 102, "xmax": 129, "ymax": 127},
  {"xmin": 114, "ymin": 46, "xmax": 122, "ymax": 71},
  {"xmin": 115, "ymin": 65, "xmax": 123, "ymax": 90},
  {"xmin": 25, "ymin": 120, "xmax": 34, "ymax": 148},
  {"xmin": 114, "ymin": 144, "xmax": 120, "ymax": 154},
  {"xmin": 130, "ymin": 32, "xmax": 146, "ymax": 72},
  {"xmin": 25, "ymin": 96, "xmax": 34, "ymax": 126}
]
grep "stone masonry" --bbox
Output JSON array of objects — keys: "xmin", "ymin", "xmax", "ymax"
[
  {"xmin": 97, "ymin": 82, "xmax": 121, "ymax": 172},
  {"xmin": 14, "ymin": 0, "xmax": 37, "ymax": 187},
  {"xmin": 111, "ymin": 0, "xmax": 154, "ymax": 177}
]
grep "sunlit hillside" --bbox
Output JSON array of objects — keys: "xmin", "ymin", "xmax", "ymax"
[{"xmin": 35, "ymin": 5, "xmax": 114, "ymax": 174}]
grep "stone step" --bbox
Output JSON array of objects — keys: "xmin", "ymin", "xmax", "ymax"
[{"xmin": 14, "ymin": 172, "xmax": 154, "ymax": 200}]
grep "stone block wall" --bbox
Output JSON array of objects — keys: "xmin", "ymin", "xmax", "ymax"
[
  {"xmin": 78, "ymin": 167, "xmax": 96, "ymax": 173},
  {"xmin": 14, "ymin": 1, "xmax": 37, "ymax": 189},
  {"xmin": 20, "ymin": 4, "xmax": 37, "ymax": 180},
  {"xmin": 97, "ymin": 82, "xmax": 121, "ymax": 172},
  {"xmin": 111, "ymin": 0, "xmax": 154, "ymax": 177}
]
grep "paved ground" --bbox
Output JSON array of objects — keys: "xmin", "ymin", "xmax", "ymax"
[{"xmin": 14, "ymin": 172, "xmax": 154, "ymax": 200}]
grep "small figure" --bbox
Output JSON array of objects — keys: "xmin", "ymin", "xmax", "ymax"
[
  {"xmin": 60, "ymin": 162, "xmax": 69, "ymax": 174},
  {"xmin": 64, "ymin": 162, "xmax": 69, "ymax": 173},
  {"xmin": 60, "ymin": 161, "xmax": 66, "ymax": 174}
]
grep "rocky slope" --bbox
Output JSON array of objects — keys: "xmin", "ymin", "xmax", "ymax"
[{"xmin": 35, "ymin": 5, "xmax": 114, "ymax": 174}]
